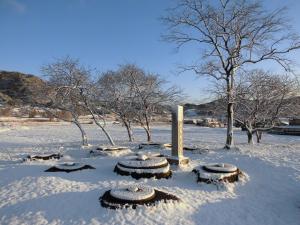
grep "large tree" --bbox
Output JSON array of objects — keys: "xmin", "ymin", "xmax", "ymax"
[
  {"xmin": 41, "ymin": 57, "xmax": 115, "ymax": 146},
  {"xmin": 97, "ymin": 69, "xmax": 137, "ymax": 142},
  {"xmin": 235, "ymin": 71, "xmax": 297, "ymax": 143},
  {"xmin": 77, "ymin": 80, "xmax": 116, "ymax": 146},
  {"xmin": 120, "ymin": 64, "xmax": 181, "ymax": 142},
  {"xmin": 214, "ymin": 70, "xmax": 297, "ymax": 144},
  {"xmin": 163, "ymin": 0, "xmax": 300, "ymax": 149},
  {"xmin": 98, "ymin": 64, "xmax": 181, "ymax": 142}
]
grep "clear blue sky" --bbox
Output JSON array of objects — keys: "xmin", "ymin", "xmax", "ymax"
[{"xmin": 1, "ymin": 0, "xmax": 300, "ymax": 103}]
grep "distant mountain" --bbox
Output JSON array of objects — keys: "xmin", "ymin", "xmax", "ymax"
[
  {"xmin": 184, "ymin": 96, "xmax": 300, "ymax": 118},
  {"xmin": 0, "ymin": 71, "xmax": 45, "ymax": 105},
  {"xmin": 184, "ymin": 99, "xmax": 224, "ymax": 117}
]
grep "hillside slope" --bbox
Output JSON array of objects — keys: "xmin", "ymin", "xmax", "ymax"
[{"xmin": 0, "ymin": 71, "xmax": 45, "ymax": 105}]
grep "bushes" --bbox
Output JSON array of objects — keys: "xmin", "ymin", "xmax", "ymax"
[
  {"xmin": 56, "ymin": 111, "xmax": 72, "ymax": 121},
  {"xmin": 0, "ymin": 107, "xmax": 13, "ymax": 117},
  {"xmin": 28, "ymin": 109, "xmax": 38, "ymax": 118}
]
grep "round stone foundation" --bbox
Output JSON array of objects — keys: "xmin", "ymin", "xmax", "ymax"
[
  {"xmin": 193, "ymin": 163, "xmax": 241, "ymax": 183},
  {"xmin": 114, "ymin": 155, "xmax": 172, "ymax": 179},
  {"xmin": 100, "ymin": 185, "xmax": 179, "ymax": 209},
  {"xmin": 90, "ymin": 146, "xmax": 132, "ymax": 156},
  {"xmin": 45, "ymin": 162, "xmax": 95, "ymax": 173},
  {"xmin": 135, "ymin": 151, "xmax": 164, "ymax": 158},
  {"xmin": 138, "ymin": 143, "xmax": 171, "ymax": 150},
  {"xmin": 25, "ymin": 153, "xmax": 63, "ymax": 161}
]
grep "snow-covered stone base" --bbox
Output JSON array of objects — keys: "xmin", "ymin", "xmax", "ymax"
[
  {"xmin": 135, "ymin": 151, "xmax": 164, "ymax": 158},
  {"xmin": 114, "ymin": 155, "xmax": 172, "ymax": 179},
  {"xmin": 90, "ymin": 146, "xmax": 132, "ymax": 157},
  {"xmin": 193, "ymin": 163, "xmax": 241, "ymax": 183},
  {"xmin": 45, "ymin": 162, "xmax": 95, "ymax": 173},
  {"xmin": 100, "ymin": 185, "xmax": 179, "ymax": 209},
  {"xmin": 138, "ymin": 143, "xmax": 171, "ymax": 150},
  {"xmin": 167, "ymin": 155, "xmax": 190, "ymax": 165},
  {"xmin": 25, "ymin": 153, "xmax": 63, "ymax": 161}
]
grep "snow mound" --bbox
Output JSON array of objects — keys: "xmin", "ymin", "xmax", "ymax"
[{"xmin": 0, "ymin": 176, "xmax": 98, "ymax": 208}]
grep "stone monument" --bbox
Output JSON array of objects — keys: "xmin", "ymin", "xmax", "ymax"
[{"xmin": 167, "ymin": 105, "xmax": 189, "ymax": 165}]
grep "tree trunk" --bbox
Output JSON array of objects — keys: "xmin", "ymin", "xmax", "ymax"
[
  {"xmin": 90, "ymin": 111, "xmax": 115, "ymax": 146},
  {"xmin": 256, "ymin": 130, "xmax": 262, "ymax": 143},
  {"xmin": 124, "ymin": 121, "xmax": 134, "ymax": 142},
  {"xmin": 225, "ymin": 75, "xmax": 234, "ymax": 149},
  {"xmin": 83, "ymin": 101, "xmax": 116, "ymax": 146},
  {"xmin": 143, "ymin": 127, "xmax": 152, "ymax": 142},
  {"xmin": 225, "ymin": 102, "xmax": 234, "ymax": 149},
  {"xmin": 73, "ymin": 120, "xmax": 88, "ymax": 146},
  {"xmin": 246, "ymin": 128, "xmax": 253, "ymax": 144},
  {"xmin": 145, "ymin": 113, "xmax": 152, "ymax": 142},
  {"xmin": 98, "ymin": 125, "xmax": 115, "ymax": 146}
]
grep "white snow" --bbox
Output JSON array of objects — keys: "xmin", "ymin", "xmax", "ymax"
[{"xmin": 0, "ymin": 123, "xmax": 299, "ymax": 225}]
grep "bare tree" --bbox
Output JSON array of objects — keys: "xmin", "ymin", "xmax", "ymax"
[
  {"xmin": 214, "ymin": 70, "xmax": 297, "ymax": 144},
  {"xmin": 235, "ymin": 71, "xmax": 297, "ymax": 143},
  {"xmin": 162, "ymin": 0, "xmax": 300, "ymax": 149},
  {"xmin": 41, "ymin": 57, "xmax": 90, "ymax": 146},
  {"xmin": 97, "ymin": 70, "xmax": 136, "ymax": 142},
  {"xmin": 98, "ymin": 64, "xmax": 182, "ymax": 143},
  {"xmin": 41, "ymin": 57, "xmax": 116, "ymax": 147},
  {"xmin": 123, "ymin": 65, "xmax": 182, "ymax": 142},
  {"xmin": 78, "ymin": 81, "xmax": 116, "ymax": 146}
]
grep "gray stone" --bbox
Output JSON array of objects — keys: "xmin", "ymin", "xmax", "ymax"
[{"xmin": 168, "ymin": 105, "xmax": 189, "ymax": 165}]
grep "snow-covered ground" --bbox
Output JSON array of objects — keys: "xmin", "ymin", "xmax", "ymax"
[{"xmin": 0, "ymin": 123, "xmax": 299, "ymax": 225}]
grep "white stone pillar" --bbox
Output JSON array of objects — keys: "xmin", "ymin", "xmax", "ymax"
[
  {"xmin": 168, "ymin": 105, "xmax": 189, "ymax": 165},
  {"xmin": 172, "ymin": 105, "xmax": 183, "ymax": 157}
]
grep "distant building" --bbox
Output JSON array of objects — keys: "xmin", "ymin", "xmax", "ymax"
[
  {"xmin": 270, "ymin": 117, "xmax": 300, "ymax": 136},
  {"xmin": 289, "ymin": 118, "xmax": 300, "ymax": 126}
]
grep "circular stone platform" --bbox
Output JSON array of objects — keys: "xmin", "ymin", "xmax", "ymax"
[
  {"xmin": 90, "ymin": 146, "xmax": 132, "ymax": 156},
  {"xmin": 135, "ymin": 151, "xmax": 164, "ymax": 158},
  {"xmin": 25, "ymin": 153, "xmax": 63, "ymax": 161},
  {"xmin": 138, "ymin": 143, "xmax": 171, "ymax": 150},
  {"xmin": 114, "ymin": 155, "xmax": 172, "ymax": 179},
  {"xmin": 192, "ymin": 163, "xmax": 241, "ymax": 183},
  {"xmin": 45, "ymin": 162, "xmax": 95, "ymax": 173},
  {"xmin": 100, "ymin": 185, "xmax": 179, "ymax": 209}
]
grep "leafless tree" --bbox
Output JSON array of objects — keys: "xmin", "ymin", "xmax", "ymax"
[
  {"xmin": 122, "ymin": 64, "xmax": 182, "ymax": 142},
  {"xmin": 97, "ymin": 70, "xmax": 136, "ymax": 142},
  {"xmin": 236, "ymin": 71, "xmax": 297, "ymax": 143},
  {"xmin": 77, "ymin": 81, "xmax": 116, "ymax": 146},
  {"xmin": 214, "ymin": 70, "xmax": 297, "ymax": 144},
  {"xmin": 97, "ymin": 64, "xmax": 182, "ymax": 142},
  {"xmin": 79, "ymin": 81, "xmax": 115, "ymax": 146},
  {"xmin": 162, "ymin": 0, "xmax": 300, "ymax": 149},
  {"xmin": 41, "ymin": 57, "xmax": 115, "ymax": 147},
  {"xmin": 40, "ymin": 57, "xmax": 90, "ymax": 146}
]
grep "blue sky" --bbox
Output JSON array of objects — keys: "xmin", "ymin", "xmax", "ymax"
[{"xmin": 1, "ymin": 0, "xmax": 300, "ymax": 103}]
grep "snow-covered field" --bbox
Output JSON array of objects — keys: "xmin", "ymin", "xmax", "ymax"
[{"xmin": 0, "ymin": 123, "xmax": 299, "ymax": 225}]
